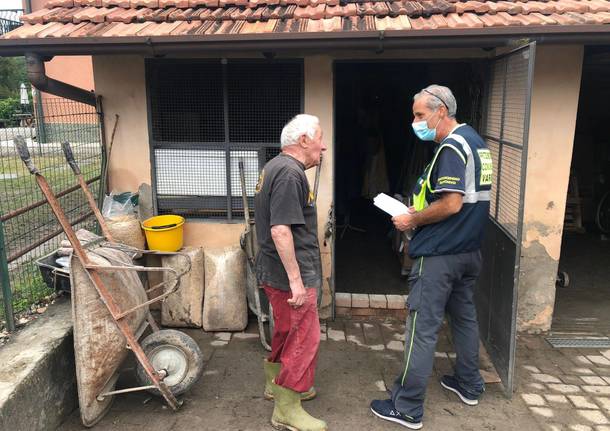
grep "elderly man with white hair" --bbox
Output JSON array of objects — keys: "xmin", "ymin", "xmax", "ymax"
[
  {"xmin": 254, "ymin": 114, "xmax": 327, "ymax": 431},
  {"xmin": 370, "ymin": 85, "xmax": 493, "ymax": 429}
]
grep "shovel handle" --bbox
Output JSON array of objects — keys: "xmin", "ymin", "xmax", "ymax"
[
  {"xmin": 15, "ymin": 135, "xmax": 39, "ymax": 174},
  {"xmin": 61, "ymin": 141, "xmax": 81, "ymax": 175}
]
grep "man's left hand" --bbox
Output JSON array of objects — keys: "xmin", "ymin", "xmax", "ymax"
[{"xmin": 392, "ymin": 213, "xmax": 416, "ymax": 231}]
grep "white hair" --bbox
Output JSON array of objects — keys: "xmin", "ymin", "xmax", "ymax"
[
  {"xmin": 280, "ymin": 114, "xmax": 320, "ymax": 148},
  {"xmin": 414, "ymin": 85, "xmax": 457, "ymax": 118}
]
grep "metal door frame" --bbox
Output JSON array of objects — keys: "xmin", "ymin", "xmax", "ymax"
[{"xmin": 479, "ymin": 42, "xmax": 536, "ymax": 396}]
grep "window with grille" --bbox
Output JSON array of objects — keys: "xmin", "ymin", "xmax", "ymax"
[
  {"xmin": 146, "ymin": 59, "xmax": 304, "ymax": 220},
  {"xmin": 482, "ymin": 48, "xmax": 532, "ymax": 240}
]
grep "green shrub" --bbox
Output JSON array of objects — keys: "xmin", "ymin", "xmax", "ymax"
[{"xmin": 0, "ymin": 97, "xmax": 20, "ymax": 126}]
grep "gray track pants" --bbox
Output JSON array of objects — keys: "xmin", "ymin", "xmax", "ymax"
[{"xmin": 391, "ymin": 250, "xmax": 485, "ymax": 421}]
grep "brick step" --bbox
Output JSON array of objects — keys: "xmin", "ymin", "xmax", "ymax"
[{"xmin": 335, "ymin": 293, "xmax": 408, "ymax": 319}]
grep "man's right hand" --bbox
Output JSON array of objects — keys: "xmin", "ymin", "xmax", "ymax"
[{"xmin": 287, "ymin": 279, "xmax": 307, "ymax": 308}]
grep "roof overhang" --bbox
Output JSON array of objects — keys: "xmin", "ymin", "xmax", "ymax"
[{"xmin": 2, "ymin": 26, "xmax": 610, "ymax": 57}]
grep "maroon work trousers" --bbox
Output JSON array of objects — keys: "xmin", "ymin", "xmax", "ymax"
[{"xmin": 263, "ymin": 284, "xmax": 320, "ymax": 393}]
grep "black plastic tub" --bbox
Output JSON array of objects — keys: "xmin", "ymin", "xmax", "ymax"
[{"xmin": 35, "ymin": 251, "xmax": 71, "ymax": 293}]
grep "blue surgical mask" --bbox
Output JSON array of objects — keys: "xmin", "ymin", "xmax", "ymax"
[{"xmin": 412, "ymin": 115, "xmax": 441, "ymax": 141}]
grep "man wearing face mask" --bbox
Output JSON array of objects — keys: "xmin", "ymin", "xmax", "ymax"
[{"xmin": 370, "ymin": 85, "xmax": 493, "ymax": 430}]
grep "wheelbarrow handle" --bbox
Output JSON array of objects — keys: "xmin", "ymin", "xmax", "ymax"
[
  {"xmin": 14, "ymin": 135, "xmax": 39, "ymax": 175},
  {"xmin": 61, "ymin": 141, "xmax": 81, "ymax": 175}
]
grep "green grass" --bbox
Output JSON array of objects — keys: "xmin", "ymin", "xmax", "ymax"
[
  {"xmin": 9, "ymin": 262, "xmax": 53, "ymax": 314},
  {"xmin": 0, "ymin": 153, "xmax": 101, "ymax": 215},
  {"xmin": 0, "ymin": 147, "xmax": 101, "ymax": 326}
]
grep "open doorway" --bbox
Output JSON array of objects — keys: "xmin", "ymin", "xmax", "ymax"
[
  {"xmin": 333, "ymin": 61, "xmax": 485, "ymax": 295},
  {"xmin": 553, "ymin": 46, "xmax": 610, "ymax": 337}
]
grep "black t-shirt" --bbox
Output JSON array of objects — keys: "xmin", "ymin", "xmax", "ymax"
[{"xmin": 254, "ymin": 153, "xmax": 322, "ymax": 291}]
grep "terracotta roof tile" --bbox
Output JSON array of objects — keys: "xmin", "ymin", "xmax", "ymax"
[
  {"xmin": 445, "ymin": 12, "xmax": 470, "ymax": 26},
  {"xmin": 589, "ymin": 0, "xmax": 610, "ymax": 12},
  {"xmin": 520, "ymin": 1, "xmax": 556, "ymax": 14},
  {"xmin": 191, "ymin": 19, "xmax": 214, "ymax": 32},
  {"xmin": 159, "ymin": 0, "xmax": 190, "ymax": 6},
  {"xmin": 96, "ymin": 21, "xmax": 128, "ymax": 34},
  {"xmin": 530, "ymin": 11, "xmax": 558, "ymax": 22},
  {"xmin": 152, "ymin": 7, "xmax": 177, "ymax": 21},
  {"xmin": 554, "ymin": 0, "xmax": 581, "ymax": 13},
  {"xmin": 497, "ymin": 1, "xmax": 523, "ymax": 14},
  {"xmin": 566, "ymin": 10, "xmax": 596, "ymax": 21},
  {"xmin": 4, "ymin": 0, "xmax": 608, "ymax": 40},
  {"xmin": 375, "ymin": 15, "xmax": 411, "ymax": 31},
  {"xmin": 455, "ymin": 1, "xmax": 489, "ymax": 13},
  {"xmin": 2, "ymin": 23, "xmax": 38, "ymax": 38},
  {"xmin": 398, "ymin": 14, "xmax": 412, "ymax": 27},
  {"xmin": 288, "ymin": 18, "xmax": 305, "ymax": 31},
  {"xmin": 259, "ymin": 18, "xmax": 277, "ymax": 31},
  {"xmin": 497, "ymin": 10, "xmax": 523, "ymax": 23},
  {"xmin": 211, "ymin": 19, "xmax": 232, "ymax": 33},
  {"xmin": 410, "ymin": 15, "xmax": 437, "ymax": 28},
  {"xmin": 387, "ymin": 2, "xmax": 406, "ymax": 15},
  {"xmin": 55, "ymin": 21, "xmax": 86, "ymax": 35},
  {"xmin": 420, "ymin": 0, "xmax": 444, "ymax": 15},
  {"xmin": 433, "ymin": 0, "xmax": 454, "ymax": 14},
  {"xmin": 372, "ymin": 2, "xmax": 390, "ymax": 16},
  {"xmin": 343, "ymin": 15, "xmax": 357, "ymax": 30},
  {"xmin": 132, "ymin": 0, "xmax": 159, "ymax": 7},
  {"xmin": 33, "ymin": 21, "xmax": 65, "ymax": 36},
  {"xmin": 430, "ymin": 13, "xmax": 448, "ymax": 26},
  {"xmin": 41, "ymin": 7, "xmax": 69, "ymax": 21},
  {"xmin": 71, "ymin": 7, "xmax": 105, "ymax": 23},
  {"xmin": 21, "ymin": 8, "xmax": 53, "ymax": 24},
  {"xmin": 589, "ymin": 10, "xmax": 610, "ymax": 20},
  {"xmin": 105, "ymin": 7, "xmax": 135, "ymax": 22},
  {"xmin": 404, "ymin": 1, "xmax": 424, "ymax": 17},
  {"xmin": 101, "ymin": 0, "xmax": 130, "ymax": 6},
  {"xmin": 356, "ymin": 3, "xmax": 374, "ymax": 16},
  {"xmin": 48, "ymin": 0, "xmax": 75, "ymax": 6},
  {"xmin": 197, "ymin": 8, "xmax": 214, "ymax": 19},
  {"xmin": 294, "ymin": 5, "xmax": 325, "ymax": 19},
  {"xmin": 319, "ymin": 15, "xmax": 342, "ymax": 30},
  {"xmin": 74, "ymin": 0, "xmax": 102, "ymax": 6},
  {"xmin": 566, "ymin": 0, "xmax": 591, "ymax": 12},
  {"xmin": 45, "ymin": 21, "xmax": 83, "ymax": 35},
  {"xmin": 478, "ymin": 13, "xmax": 508, "ymax": 25}
]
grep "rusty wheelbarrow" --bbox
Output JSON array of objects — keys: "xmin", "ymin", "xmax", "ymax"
[{"xmin": 15, "ymin": 137, "xmax": 204, "ymax": 427}]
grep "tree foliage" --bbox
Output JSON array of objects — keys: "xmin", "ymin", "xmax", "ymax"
[{"xmin": 0, "ymin": 56, "xmax": 28, "ymax": 99}]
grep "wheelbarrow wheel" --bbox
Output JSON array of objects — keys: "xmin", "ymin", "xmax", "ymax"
[{"xmin": 135, "ymin": 329, "xmax": 204, "ymax": 397}]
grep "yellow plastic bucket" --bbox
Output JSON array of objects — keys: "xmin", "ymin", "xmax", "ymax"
[{"xmin": 141, "ymin": 215, "xmax": 185, "ymax": 252}]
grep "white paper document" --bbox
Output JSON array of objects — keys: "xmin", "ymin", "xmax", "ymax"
[{"xmin": 373, "ymin": 193, "xmax": 411, "ymax": 217}]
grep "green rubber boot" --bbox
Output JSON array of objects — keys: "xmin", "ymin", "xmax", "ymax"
[
  {"xmin": 264, "ymin": 359, "xmax": 316, "ymax": 401},
  {"xmin": 270, "ymin": 381, "xmax": 328, "ymax": 431}
]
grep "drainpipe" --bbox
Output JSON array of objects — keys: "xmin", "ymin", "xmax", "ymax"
[{"xmin": 25, "ymin": 53, "xmax": 97, "ymax": 107}]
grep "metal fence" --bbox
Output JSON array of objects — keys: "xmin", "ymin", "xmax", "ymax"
[
  {"xmin": 0, "ymin": 95, "xmax": 103, "ymax": 331},
  {"xmin": 0, "ymin": 9, "xmax": 22, "ymax": 36}
]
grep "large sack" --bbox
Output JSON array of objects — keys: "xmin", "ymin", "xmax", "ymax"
[
  {"xmin": 106, "ymin": 215, "xmax": 146, "ymax": 249},
  {"xmin": 161, "ymin": 247, "xmax": 204, "ymax": 328},
  {"xmin": 202, "ymin": 246, "xmax": 247, "ymax": 332}
]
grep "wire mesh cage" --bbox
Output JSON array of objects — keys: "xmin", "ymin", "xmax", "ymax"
[
  {"xmin": 0, "ymin": 93, "xmax": 103, "ymax": 330},
  {"xmin": 482, "ymin": 51, "xmax": 529, "ymax": 240},
  {"xmin": 147, "ymin": 59, "xmax": 303, "ymax": 221}
]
